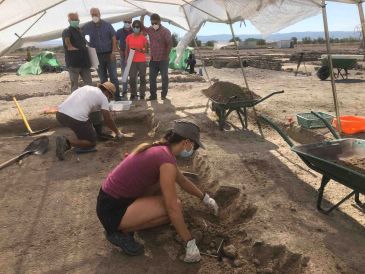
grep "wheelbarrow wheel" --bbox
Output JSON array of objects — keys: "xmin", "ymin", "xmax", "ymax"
[{"xmin": 317, "ymin": 65, "xmax": 330, "ymax": 80}]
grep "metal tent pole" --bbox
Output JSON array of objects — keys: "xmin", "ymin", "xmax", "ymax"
[
  {"xmin": 182, "ymin": 7, "xmax": 211, "ymax": 83},
  {"xmin": 357, "ymin": 1, "xmax": 365, "ymax": 49},
  {"xmin": 321, "ymin": 0, "xmax": 342, "ymax": 133},
  {"xmin": 225, "ymin": 10, "xmax": 250, "ymax": 90},
  {"xmin": 224, "ymin": 6, "xmax": 263, "ymax": 134},
  {"xmin": 0, "ymin": 11, "xmax": 46, "ymax": 57},
  {"xmin": 0, "ymin": 0, "xmax": 65, "ymax": 32}
]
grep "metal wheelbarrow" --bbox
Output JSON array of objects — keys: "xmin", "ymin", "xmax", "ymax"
[
  {"xmin": 317, "ymin": 54, "xmax": 364, "ymax": 80},
  {"xmin": 209, "ymin": 90, "xmax": 284, "ymax": 130},
  {"xmin": 259, "ymin": 112, "xmax": 364, "ymax": 214}
]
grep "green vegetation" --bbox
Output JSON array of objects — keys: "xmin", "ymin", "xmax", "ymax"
[
  {"xmin": 205, "ymin": 40, "xmax": 216, "ymax": 47},
  {"xmin": 301, "ymin": 36, "xmax": 360, "ymax": 44}
]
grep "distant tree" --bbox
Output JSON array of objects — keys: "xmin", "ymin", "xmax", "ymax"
[
  {"xmin": 189, "ymin": 38, "xmax": 202, "ymax": 47},
  {"xmin": 291, "ymin": 37, "xmax": 298, "ymax": 45},
  {"xmin": 172, "ymin": 33, "xmax": 179, "ymax": 47},
  {"xmin": 302, "ymin": 37, "xmax": 312, "ymax": 44},
  {"xmin": 205, "ymin": 40, "xmax": 216, "ymax": 47},
  {"xmin": 244, "ymin": 38, "xmax": 265, "ymax": 45},
  {"xmin": 256, "ymin": 39, "xmax": 266, "ymax": 45},
  {"xmin": 229, "ymin": 37, "xmax": 241, "ymax": 42}
]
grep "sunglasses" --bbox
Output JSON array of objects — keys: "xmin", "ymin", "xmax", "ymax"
[
  {"xmin": 124, "ymin": 21, "xmax": 132, "ymax": 23},
  {"xmin": 151, "ymin": 22, "xmax": 159, "ymax": 25}
]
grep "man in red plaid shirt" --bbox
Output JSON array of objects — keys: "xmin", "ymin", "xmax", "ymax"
[{"xmin": 142, "ymin": 13, "xmax": 172, "ymax": 100}]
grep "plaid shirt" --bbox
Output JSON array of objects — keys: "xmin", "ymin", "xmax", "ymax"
[{"xmin": 146, "ymin": 25, "xmax": 172, "ymax": 61}]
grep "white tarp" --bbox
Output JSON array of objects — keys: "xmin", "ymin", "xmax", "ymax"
[{"xmin": 0, "ymin": 0, "xmax": 362, "ymax": 56}]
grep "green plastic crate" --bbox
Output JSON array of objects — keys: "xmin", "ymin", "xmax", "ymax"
[{"xmin": 296, "ymin": 112, "xmax": 334, "ymax": 129}]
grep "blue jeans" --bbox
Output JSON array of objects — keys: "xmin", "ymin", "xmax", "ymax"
[
  {"xmin": 149, "ymin": 60, "xmax": 169, "ymax": 98},
  {"xmin": 97, "ymin": 53, "xmax": 120, "ymax": 99},
  {"xmin": 120, "ymin": 55, "xmax": 128, "ymax": 96}
]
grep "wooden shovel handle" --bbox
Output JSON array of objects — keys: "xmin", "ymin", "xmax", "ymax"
[{"xmin": 0, "ymin": 152, "xmax": 30, "ymax": 170}]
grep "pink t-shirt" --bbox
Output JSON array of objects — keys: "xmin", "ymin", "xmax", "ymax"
[{"xmin": 102, "ymin": 145, "xmax": 176, "ymax": 198}]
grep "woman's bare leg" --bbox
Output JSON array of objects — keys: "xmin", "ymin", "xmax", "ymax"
[{"xmin": 119, "ymin": 196, "xmax": 182, "ymax": 232}]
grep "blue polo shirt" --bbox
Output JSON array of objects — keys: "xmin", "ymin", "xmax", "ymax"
[
  {"xmin": 116, "ymin": 27, "xmax": 133, "ymax": 51},
  {"xmin": 82, "ymin": 19, "xmax": 116, "ymax": 54}
]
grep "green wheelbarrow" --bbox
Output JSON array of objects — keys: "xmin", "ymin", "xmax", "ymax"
[
  {"xmin": 259, "ymin": 112, "xmax": 364, "ymax": 214},
  {"xmin": 209, "ymin": 90, "xmax": 284, "ymax": 130},
  {"xmin": 317, "ymin": 54, "xmax": 364, "ymax": 80}
]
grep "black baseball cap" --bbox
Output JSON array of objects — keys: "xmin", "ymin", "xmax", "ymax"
[{"xmin": 172, "ymin": 120, "xmax": 205, "ymax": 149}]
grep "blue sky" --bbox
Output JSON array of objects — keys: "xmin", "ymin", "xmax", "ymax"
[{"xmin": 147, "ymin": 2, "xmax": 363, "ymax": 37}]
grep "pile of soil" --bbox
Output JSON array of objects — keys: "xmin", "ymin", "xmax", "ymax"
[
  {"xmin": 337, "ymin": 157, "xmax": 365, "ymax": 175},
  {"xmin": 202, "ymin": 81, "xmax": 260, "ymax": 104}
]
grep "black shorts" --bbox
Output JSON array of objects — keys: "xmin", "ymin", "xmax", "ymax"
[
  {"xmin": 56, "ymin": 112, "xmax": 96, "ymax": 143},
  {"xmin": 96, "ymin": 188, "xmax": 136, "ymax": 234}
]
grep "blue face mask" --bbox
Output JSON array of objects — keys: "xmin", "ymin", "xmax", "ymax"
[
  {"xmin": 133, "ymin": 27, "xmax": 140, "ymax": 33},
  {"xmin": 179, "ymin": 142, "xmax": 194, "ymax": 158}
]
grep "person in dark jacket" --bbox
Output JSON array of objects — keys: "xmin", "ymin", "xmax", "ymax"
[
  {"xmin": 116, "ymin": 17, "xmax": 133, "ymax": 99},
  {"xmin": 186, "ymin": 53, "xmax": 196, "ymax": 74},
  {"xmin": 62, "ymin": 12, "xmax": 92, "ymax": 92}
]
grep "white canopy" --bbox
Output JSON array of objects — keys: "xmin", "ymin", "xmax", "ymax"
[{"xmin": 0, "ymin": 0, "xmax": 362, "ymax": 56}]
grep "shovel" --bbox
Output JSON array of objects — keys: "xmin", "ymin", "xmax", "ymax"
[{"xmin": 0, "ymin": 136, "xmax": 49, "ymax": 170}]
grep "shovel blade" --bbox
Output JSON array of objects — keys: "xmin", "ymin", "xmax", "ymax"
[{"xmin": 24, "ymin": 136, "xmax": 49, "ymax": 155}]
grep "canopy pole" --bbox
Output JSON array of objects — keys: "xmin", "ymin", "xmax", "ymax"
[
  {"xmin": 0, "ymin": 0, "xmax": 65, "ymax": 32},
  {"xmin": 181, "ymin": 7, "xmax": 211, "ymax": 83},
  {"xmin": 224, "ymin": 9, "xmax": 250, "ymax": 90},
  {"xmin": 0, "ymin": 11, "xmax": 46, "ymax": 57},
  {"xmin": 321, "ymin": 0, "xmax": 342, "ymax": 133},
  {"xmin": 358, "ymin": 2, "xmax": 365, "ymax": 49},
  {"xmin": 225, "ymin": 7, "xmax": 263, "ymax": 135}
]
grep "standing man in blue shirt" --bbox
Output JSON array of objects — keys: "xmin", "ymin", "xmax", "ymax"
[
  {"xmin": 82, "ymin": 8, "xmax": 121, "ymax": 100},
  {"xmin": 116, "ymin": 17, "xmax": 133, "ymax": 99}
]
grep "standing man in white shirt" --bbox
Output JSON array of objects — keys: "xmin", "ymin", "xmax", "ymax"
[{"xmin": 55, "ymin": 81, "xmax": 123, "ymax": 160}]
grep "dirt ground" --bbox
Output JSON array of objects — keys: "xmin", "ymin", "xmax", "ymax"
[{"xmin": 0, "ymin": 45, "xmax": 364, "ymax": 274}]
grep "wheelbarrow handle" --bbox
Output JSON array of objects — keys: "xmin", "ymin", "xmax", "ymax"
[
  {"xmin": 254, "ymin": 90, "xmax": 284, "ymax": 105},
  {"xmin": 310, "ymin": 111, "xmax": 340, "ymax": 140},
  {"xmin": 259, "ymin": 115, "xmax": 294, "ymax": 147}
]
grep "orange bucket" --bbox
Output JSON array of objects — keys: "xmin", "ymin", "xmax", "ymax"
[{"xmin": 332, "ymin": 116, "xmax": 365, "ymax": 135}]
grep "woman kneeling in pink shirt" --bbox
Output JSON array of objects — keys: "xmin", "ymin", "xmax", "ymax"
[{"xmin": 96, "ymin": 120, "xmax": 218, "ymax": 263}]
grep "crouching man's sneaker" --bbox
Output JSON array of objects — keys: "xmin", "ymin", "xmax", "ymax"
[{"xmin": 56, "ymin": 136, "xmax": 71, "ymax": 160}]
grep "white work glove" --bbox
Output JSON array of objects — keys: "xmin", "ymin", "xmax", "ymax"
[
  {"xmin": 184, "ymin": 239, "xmax": 201, "ymax": 263},
  {"xmin": 202, "ymin": 193, "xmax": 219, "ymax": 215}
]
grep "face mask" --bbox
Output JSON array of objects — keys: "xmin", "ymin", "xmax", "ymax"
[
  {"xmin": 92, "ymin": 16, "xmax": 100, "ymax": 23},
  {"xmin": 69, "ymin": 20, "xmax": 79, "ymax": 28},
  {"xmin": 152, "ymin": 24, "xmax": 159, "ymax": 30},
  {"xmin": 124, "ymin": 23, "xmax": 131, "ymax": 28},
  {"xmin": 179, "ymin": 143, "xmax": 194, "ymax": 158},
  {"xmin": 133, "ymin": 27, "xmax": 140, "ymax": 34}
]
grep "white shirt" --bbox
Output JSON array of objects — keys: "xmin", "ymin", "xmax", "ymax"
[{"xmin": 58, "ymin": 85, "xmax": 110, "ymax": 121}]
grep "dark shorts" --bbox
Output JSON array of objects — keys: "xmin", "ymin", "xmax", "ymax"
[
  {"xmin": 56, "ymin": 112, "xmax": 96, "ymax": 143},
  {"xmin": 96, "ymin": 188, "xmax": 136, "ymax": 234}
]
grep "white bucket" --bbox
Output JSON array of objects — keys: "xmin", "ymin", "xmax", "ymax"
[{"xmin": 109, "ymin": 101, "xmax": 132, "ymax": 111}]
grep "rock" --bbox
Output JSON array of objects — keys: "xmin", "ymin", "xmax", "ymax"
[
  {"xmin": 223, "ymin": 244, "xmax": 238, "ymax": 259},
  {"xmin": 207, "ymin": 250, "xmax": 212, "ymax": 255},
  {"xmin": 233, "ymin": 259, "xmax": 246, "ymax": 268},
  {"xmin": 210, "ymin": 241, "xmax": 216, "ymax": 248},
  {"xmin": 222, "ymin": 257, "xmax": 230, "ymax": 264},
  {"xmin": 253, "ymin": 241, "xmax": 264, "ymax": 248},
  {"xmin": 174, "ymin": 234, "xmax": 183, "ymax": 244},
  {"xmin": 261, "ymin": 267, "xmax": 273, "ymax": 274},
  {"xmin": 192, "ymin": 229, "xmax": 203, "ymax": 244},
  {"xmin": 253, "ymin": 258, "xmax": 260, "ymax": 266}
]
